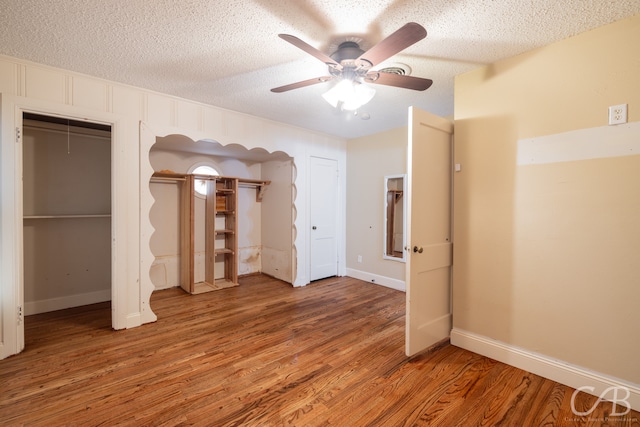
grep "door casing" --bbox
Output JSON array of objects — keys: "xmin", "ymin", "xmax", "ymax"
[
  {"xmin": 309, "ymin": 156, "xmax": 339, "ymax": 281},
  {"xmin": 0, "ymin": 94, "xmax": 136, "ymax": 359}
]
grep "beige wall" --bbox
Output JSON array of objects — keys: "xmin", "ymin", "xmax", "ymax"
[
  {"xmin": 453, "ymin": 14, "xmax": 640, "ymax": 386},
  {"xmin": 346, "ymin": 127, "xmax": 407, "ymax": 289}
]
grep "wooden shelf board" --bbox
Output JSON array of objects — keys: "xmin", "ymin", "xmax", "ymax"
[
  {"xmin": 214, "ymin": 248, "xmax": 234, "ymax": 255},
  {"xmin": 214, "ymin": 279, "xmax": 238, "ymax": 289},
  {"xmin": 191, "ymin": 280, "xmax": 238, "ymax": 294},
  {"xmin": 215, "ymin": 229, "xmax": 235, "ymax": 234},
  {"xmin": 238, "ymin": 178, "xmax": 271, "ymax": 186}
]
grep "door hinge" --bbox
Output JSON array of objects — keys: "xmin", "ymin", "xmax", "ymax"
[
  {"xmin": 17, "ymin": 306, "xmax": 23, "ymax": 324},
  {"xmin": 15, "ymin": 127, "xmax": 21, "ymax": 143}
]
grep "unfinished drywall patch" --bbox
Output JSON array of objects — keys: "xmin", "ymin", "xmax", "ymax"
[
  {"xmin": 238, "ymin": 246, "xmax": 261, "ymax": 276},
  {"xmin": 518, "ymin": 121, "xmax": 640, "ymax": 165}
]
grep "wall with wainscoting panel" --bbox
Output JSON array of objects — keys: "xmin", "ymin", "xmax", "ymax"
[{"xmin": 0, "ymin": 54, "xmax": 345, "ymax": 349}]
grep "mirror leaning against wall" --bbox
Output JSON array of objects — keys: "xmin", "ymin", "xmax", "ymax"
[{"xmin": 383, "ymin": 174, "xmax": 407, "ymax": 262}]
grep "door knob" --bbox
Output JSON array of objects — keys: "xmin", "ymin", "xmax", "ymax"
[
  {"xmin": 413, "ymin": 246, "xmax": 423, "ymax": 253},
  {"xmin": 312, "ymin": 226, "xmax": 317, "ymax": 230}
]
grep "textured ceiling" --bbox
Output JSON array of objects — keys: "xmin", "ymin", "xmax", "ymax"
[{"xmin": 1, "ymin": 1, "xmax": 639, "ymax": 139}]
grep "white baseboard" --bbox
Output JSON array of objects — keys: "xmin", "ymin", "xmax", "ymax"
[
  {"xmin": 451, "ymin": 328, "xmax": 640, "ymax": 412},
  {"xmin": 123, "ymin": 312, "xmax": 142, "ymax": 329},
  {"xmin": 345, "ymin": 268, "xmax": 405, "ymax": 292},
  {"xmin": 25, "ymin": 289, "xmax": 111, "ymax": 315}
]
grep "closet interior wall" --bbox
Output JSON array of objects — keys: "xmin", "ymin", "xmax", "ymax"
[{"xmin": 22, "ymin": 116, "xmax": 112, "ymax": 315}]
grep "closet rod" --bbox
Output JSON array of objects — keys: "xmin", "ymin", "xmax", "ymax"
[
  {"xmin": 152, "ymin": 172, "xmax": 270, "ymax": 185},
  {"xmin": 150, "ymin": 177, "xmax": 186, "ymax": 183},
  {"xmin": 151, "ymin": 178, "xmax": 270, "ymax": 186},
  {"xmin": 24, "ymin": 214, "xmax": 111, "ymax": 219},
  {"xmin": 238, "ymin": 181, "xmax": 271, "ymax": 187},
  {"xmin": 150, "ymin": 172, "xmax": 270, "ymax": 200},
  {"xmin": 23, "ymin": 123, "xmax": 111, "ymax": 140}
]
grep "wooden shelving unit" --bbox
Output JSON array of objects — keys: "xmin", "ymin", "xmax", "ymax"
[
  {"xmin": 208, "ymin": 176, "xmax": 238, "ymax": 292},
  {"xmin": 151, "ymin": 171, "xmax": 269, "ymax": 294}
]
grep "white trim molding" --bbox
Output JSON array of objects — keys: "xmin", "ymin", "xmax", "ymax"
[
  {"xmin": 346, "ymin": 268, "xmax": 405, "ymax": 292},
  {"xmin": 25, "ymin": 290, "xmax": 111, "ymax": 316},
  {"xmin": 451, "ymin": 328, "xmax": 640, "ymax": 412}
]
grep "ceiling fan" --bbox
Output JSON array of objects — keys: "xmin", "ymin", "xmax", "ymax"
[{"xmin": 271, "ymin": 22, "xmax": 433, "ymax": 111}]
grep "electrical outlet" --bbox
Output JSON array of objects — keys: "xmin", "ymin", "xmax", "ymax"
[
  {"xmin": 608, "ymin": 104, "xmax": 628, "ymax": 125},
  {"xmin": 357, "ymin": 255, "xmax": 362, "ymax": 263}
]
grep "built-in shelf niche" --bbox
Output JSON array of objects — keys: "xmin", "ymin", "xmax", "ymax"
[{"xmin": 151, "ymin": 171, "xmax": 270, "ymax": 294}]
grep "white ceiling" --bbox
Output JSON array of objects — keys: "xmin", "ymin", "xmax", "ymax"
[{"xmin": 2, "ymin": 1, "xmax": 639, "ymax": 139}]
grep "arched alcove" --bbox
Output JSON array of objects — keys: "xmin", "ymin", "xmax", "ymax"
[{"xmin": 147, "ymin": 135, "xmax": 297, "ymax": 294}]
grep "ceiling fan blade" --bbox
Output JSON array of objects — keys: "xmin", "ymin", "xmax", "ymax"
[
  {"xmin": 365, "ymin": 72, "xmax": 433, "ymax": 91},
  {"xmin": 358, "ymin": 22, "xmax": 427, "ymax": 67},
  {"xmin": 271, "ymin": 76, "xmax": 334, "ymax": 93},
  {"xmin": 279, "ymin": 34, "xmax": 340, "ymax": 68}
]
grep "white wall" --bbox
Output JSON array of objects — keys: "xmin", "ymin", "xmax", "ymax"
[
  {"xmin": 261, "ymin": 159, "xmax": 294, "ymax": 282},
  {"xmin": 0, "ymin": 53, "xmax": 346, "ymax": 358}
]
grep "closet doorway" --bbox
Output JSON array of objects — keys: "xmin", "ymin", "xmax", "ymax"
[{"xmin": 22, "ymin": 113, "xmax": 112, "ymax": 319}]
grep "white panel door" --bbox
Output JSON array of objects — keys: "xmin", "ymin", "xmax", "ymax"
[
  {"xmin": 405, "ymin": 107, "xmax": 454, "ymax": 357},
  {"xmin": 309, "ymin": 157, "xmax": 338, "ymax": 281}
]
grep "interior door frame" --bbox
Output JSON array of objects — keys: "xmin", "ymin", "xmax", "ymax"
[
  {"xmin": 308, "ymin": 155, "xmax": 340, "ymax": 281},
  {"xmin": 0, "ymin": 94, "xmax": 131, "ymax": 359}
]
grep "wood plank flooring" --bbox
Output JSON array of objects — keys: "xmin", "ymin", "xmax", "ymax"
[{"xmin": 1, "ymin": 275, "xmax": 638, "ymax": 426}]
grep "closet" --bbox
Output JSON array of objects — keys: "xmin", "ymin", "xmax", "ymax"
[
  {"xmin": 148, "ymin": 137, "xmax": 294, "ymax": 291},
  {"xmin": 151, "ymin": 171, "xmax": 269, "ymax": 294},
  {"xmin": 22, "ymin": 114, "xmax": 111, "ymax": 315}
]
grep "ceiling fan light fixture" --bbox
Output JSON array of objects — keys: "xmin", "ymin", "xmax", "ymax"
[
  {"xmin": 272, "ymin": 23, "xmax": 431, "ymax": 109},
  {"xmin": 322, "ymin": 79, "xmax": 376, "ymax": 111}
]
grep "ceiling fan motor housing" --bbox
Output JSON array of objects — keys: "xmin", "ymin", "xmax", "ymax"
[
  {"xmin": 329, "ymin": 41, "xmax": 373, "ymax": 77},
  {"xmin": 330, "ymin": 41, "xmax": 364, "ymax": 62}
]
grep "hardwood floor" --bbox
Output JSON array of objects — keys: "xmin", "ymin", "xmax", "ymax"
[{"xmin": 1, "ymin": 275, "xmax": 638, "ymax": 426}]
